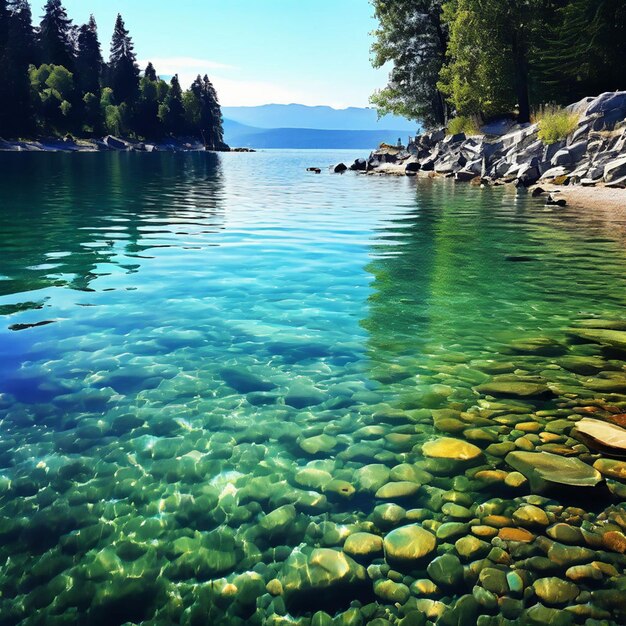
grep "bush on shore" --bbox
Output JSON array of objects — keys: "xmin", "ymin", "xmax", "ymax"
[
  {"xmin": 447, "ymin": 116, "xmax": 481, "ymax": 136},
  {"xmin": 534, "ymin": 105, "xmax": 579, "ymax": 144}
]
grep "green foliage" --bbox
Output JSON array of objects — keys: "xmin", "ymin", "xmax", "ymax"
[
  {"xmin": 369, "ymin": 0, "xmax": 450, "ymax": 128},
  {"xmin": 0, "ymin": 3, "xmax": 219, "ymax": 144},
  {"xmin": 534, "ymin": 104, "xmax": 579, "ymax": 144},
  {"xmin": 447, "ymin": 115, "xmax": 481, "ymax": 136}
]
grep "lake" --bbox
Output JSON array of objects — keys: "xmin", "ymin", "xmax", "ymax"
[{"xmin": 1, "ymin": 150, "xmax": 626, "ymax": 625}]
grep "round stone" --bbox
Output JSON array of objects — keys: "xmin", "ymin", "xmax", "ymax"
[
  {"xmin": 427, "ymin": 553, "xmax": 463, "ymax": 587},
  {"xmin": 373, "ymin": 579, "xmax": 411, "ymax": 604},
  {"xmin": 533, "ymin": 577, "xmax": 579, "ymax": 605},
  {"xmin": 375, "ymin": 481, "xmax": 421, "ymax": 499},
  {"xmin": 512, "ymin": 505, "xmax": 550, "ymax": 528},
  {"xmin": 383, "ymin": 524, "xmax": 437, "ymax": 564},
  {"xmin": 422, "ymin": 438, "xmax": 482, "ymax": 462},
  {"xmin": 343, "ymin": 532, "xmax": 384, "ymax": 559}
]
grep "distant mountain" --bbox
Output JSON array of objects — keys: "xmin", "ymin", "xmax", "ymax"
[
  {"xmin": 222, "ymin": 104, "xmax": 416, "ymax": 131},
  {"xmin": 223, "ymin": 119, "xmax": 414, "ymax": 149}
]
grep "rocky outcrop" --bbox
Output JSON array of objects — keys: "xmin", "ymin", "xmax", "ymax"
[{"xmin": 365, "ymin": 91, "xmax": 626, "ymax": 190}]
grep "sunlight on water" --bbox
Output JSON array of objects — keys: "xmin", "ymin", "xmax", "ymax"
[{"xmin": 1, "ymin": 151, "xmax": 626, "ymax": 625}]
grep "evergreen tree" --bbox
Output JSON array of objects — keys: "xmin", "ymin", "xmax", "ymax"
[
  {"xmin": 40, "ymin": 0, "xmax": 74, "ymax": 69},
  {"xmin": 0, "ymin": 0, "xmax": 37, "ymax": 136},
  {"xmin": 134, "ymin": 63, "xmax": 161, "ymax": 138},
  {"xmin": 76, "ymin": 15, "xmax": 102, "ymax": 97},
  {"xmin": 542, "ymin": 0, "xmax": 626, "ymax": 103},
  {"xmin": 370, "ymin": 0, "xmax": 450, "ymax": 127},
  {"xmin": 159, "ymin": 74, "xmax": 185, "ymax": 135},
  {"xmin": 144, "ymin": 61, "xmax": 157, "ymax": 82},
  {"xmin": 108, "ymin": 13, "xmax": 139, "ymax": 104}
]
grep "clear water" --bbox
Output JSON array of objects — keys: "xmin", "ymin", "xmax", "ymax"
[{"xmin": 1, "ymin": 150, "xmax": 626, "ymax": 625}]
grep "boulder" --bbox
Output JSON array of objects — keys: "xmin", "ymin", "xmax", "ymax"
[
  {"xmin": 572, "ymin": 418, "xmax": 626, "ymax": 457},
  {"xmin": 550, "ymin": 140, "xmax": 587, "ymax": 167},
  {"xmin": 443, "ymin": 132, "xmax": 466, "ymax": 145},
  {"xmin": 546, "ymin": 194, "xmax": 567, "ymax": 207},
  {"xmin": 333, "ymin": 163, "xmax": 348, "ymax": 173},
  {"xmin": 604, "ymin": 156, "xmax": 626, "ymax": 183},
  {"xmin": 383, "ymin": 524, "xmax": 437, "ymax": 565},
  {"xmin": 585, "ymin": 91, "xmax": 626, "ymax": 116},
  {"xmin": 540, "ymin": 166, "xmax": 570, "ymax": 181},
  {"xmin": 405, "ymin": 160, "xmax": 421, "ymax": 175},
  {"xmin": 505, "ymin": 451, "xmax": 602, "ymax": 493},
  {"xmin": 280, "ymin": 548, "xmax": 368, "ymax": 611},
  {"xmin": 516, "ymin": 164, "xmax": 540, "ymax": 186},
  {"xmin": 422, "ymin": 437, "xmax": 482, "ymax": 462},
  {"xmin": 349, "ymin": 158, "xmax": 367, "ymax": 171},
  {"xmin": 103, "ymin": 135, "xmax": 128, "ymax": 150}
]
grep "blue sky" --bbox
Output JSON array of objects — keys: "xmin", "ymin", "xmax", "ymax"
[{"xmin": 61, "ymin": 0, "xmax": 388, "ymax": 108}]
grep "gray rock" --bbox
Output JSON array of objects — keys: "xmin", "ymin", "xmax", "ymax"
[
  {"xmin": 333, "ymin": 163, "xmax": 348, "ymax": 173},
  {"xmin": 585, "ymin": 91, "xmax": 626, "ymax": 116},
  {"xmin": 443, "ymin": 132, "xmax": 466, "ymax": 145},
  {"xmin": 103, "ymin": 135, "xmax": 128, "ymax": 150},
  {"xmin": 350, "ymin": 158, "xmax": 367, "ymax": 171},
  {"xmin": 551, "ymin": 140, "xmax": 587, "ymax": 166},
  {"xmin": 604, "ymin": 156, "xmax": 626, "ymax": 183},
  {"xmin": 516, "ymin": 164, "xmax": 540, "ymax": 186}
]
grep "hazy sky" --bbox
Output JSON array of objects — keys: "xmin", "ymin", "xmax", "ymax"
[{"xmin": 61, "ymin": 0, "xmax": 389, "ymax": 108}]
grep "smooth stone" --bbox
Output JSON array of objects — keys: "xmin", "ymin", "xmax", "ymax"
[
  {"xmin": 593, "ymin": 458, "xmax": 626, "ymax": 480},
  {"xmin": 504, "ymin": 471, "xmax": 528, "ymax": 488},
  {"xmin": 285, "ymin": 382, "xmax": 325, "ymax": 408},
  {"xmin": 375, "ymin": 481, "xmax": 421, "ymax": 500},
  {"xmin": 436, "ymin": 522, "xmax": 469, "ymax": 541},
  {"xmin": 602, "ymin": 530, "xmax": 626, "ymax": 553},
  {"xmin": 427, "ymin": 554, "xmax": 463, "ymax": 587},
  {"xmin": 441, "ymin": 502, "xmax": 473, "ymax": 519},
  {"xmin": 505, "ymin": 450, "xmax": 602, "ymax": 493},
  {"xmin": 573, "ymin": 417, "xmax": 626, "ymax": 457},
  {"xmin": 323, "ymin": 479, "xmax": 355, "ymax": 500},
  {"xmin": 533, "ymin": 577, "xmax": 579, "ymax": 605},
  {"xmin": 280, "ymin": 548, "xmax": 367, "ymax": 610},
  {"xmin": 294, "ymin": 468, "xmax": 332, "ymax": 490},
  {"xmin": 383, "ymin": 524, "xmax": 437, "ymax": 564},
  {"xmin": 513, "ymin": 505, "xmax": 550, "ymax": 528},
  {"xmin": 498, "ymin": 527, "xmax": 535, "ymax": 542},
  {"xmin": 343, "ymin": 532, "xmax": 384, "ymax": 559},
  {"xmin": 455, "ymin": 536, "xmax": 490, "ymax": 560},
  {"xmin": 355, "ymin": 464, "xmax": 391, "ymax": 493},
  {"xmin": 567, "ymin": 327, "xmax": 626, "ymax": 350},
  {"xmin": 373, "ymin": 579, "xmax": 410, "ymax": 604},
  {"xmin": 479, "ymin": 567, "xmax": 509, "ymax": 596},
  {"xmin": 421, "ymin": 437, "xmax": 482, "ymax": 462},
  {"xmin": 546, "ymin": 523, "xmax": 584, "ymax": 545},
  {"xmin": 299, "ymin": 434, "xmax": 337, "ymax": 455},
  {"xmin": 220, "ymin": 366, "xmax": 275, "ymax": 393},
  {"xmin": 258, "ymin": 504, "xmax": 297, "ymax": 536},
  {"xmin": 526, "ymin": 603, "xmax": 574, "ymax": 625},
  {"xmin": 372, "ymin": 504, "xmax": 407, "ymax": 529},
  {"xmin": 475, "ymin": 381, "xmax": 551, "ymax": 398}
]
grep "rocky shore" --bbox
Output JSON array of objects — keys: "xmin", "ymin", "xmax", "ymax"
[
  {"xmin": 0, "ymin": 135, "xmax": 231, "ymax": 152},
  {"xmin": 347, "ymin": 91, "xmax": 626, "ymax": 210}
]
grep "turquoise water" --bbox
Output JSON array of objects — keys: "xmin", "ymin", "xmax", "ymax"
[{"xmin": 1, "ymin": 151, "xmax": 626, "ymax": 625}]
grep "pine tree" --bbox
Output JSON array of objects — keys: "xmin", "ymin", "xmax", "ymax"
[
  {"xmin": 159, "ymin": 74, "xmax": 185, "ymax": 136},
  {"xmin": 108, "ymin": 13, "xmax": 139, "ymax": 104},
  {"xmin": 76, "ymin": 15, "xmax": 102, "ymax": 97},
  {"xmin": 135, "ymin": 63, "xmax": 161, "ymax": 138},
  {"xmin": 40, "ymin": 0, "xmax": 74, "ymax": 69},
  {"xmin": 0, "ymin": 0, "xmax": 37, "ymax": 136},
  {"xmin": 370, "ymin": 0, "xmax": 451, "ymax": 127},
  {"xmin": 144, "ymin": 61, "xmax": 157, "ymax": 82}
]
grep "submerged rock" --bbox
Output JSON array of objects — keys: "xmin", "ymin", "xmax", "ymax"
[
  {"xmin": 572, "ymin": 417, "xmax": 626, "ymax": 457},
  {"xmin": 505, "ymin": 450, "xmax": 602, "ymax": 493},
  {"xmin": 383, "ymin": 524, "xmax": 436, "ymax": 565},
  {"xmin": 421, "ymin": 437, "xmax": 482, "ymax": 462},
  {"xmin": 475, "ymin": 381, "xmax": 552, "ymax": 398},
  {"xmin": 280, "ymin": 548, "xmax": 368, "ymax": 611}
]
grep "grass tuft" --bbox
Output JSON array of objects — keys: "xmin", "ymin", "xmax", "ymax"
[
  {"xmin": 533, "ymin": 104, "xmax": 579, "ymax": 144},
  {"xmin": 447, "ymin": 115, "xmax": 481, "ymax": 136}
]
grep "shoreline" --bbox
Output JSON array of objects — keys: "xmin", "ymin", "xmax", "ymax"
[
  {"xmin": 345, "ymin": 91, "xmax": 626, "ymax": 213},
  {"xmin": 0, "ymin": 135, "xmax": 234, "ymax": 153}
]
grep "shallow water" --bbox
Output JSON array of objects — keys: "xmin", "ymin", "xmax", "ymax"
[{"xmin": 1, "ymin": 151, "xmax": 626, "ymax": 625}]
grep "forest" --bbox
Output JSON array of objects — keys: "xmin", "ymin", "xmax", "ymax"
[
  {"xmin": 370, "ymin": 0, "xmax": 626, "ymax": 128},
  {"xmin": 0, "ymin": 0, "xmax": 225, "ymax": 147}
]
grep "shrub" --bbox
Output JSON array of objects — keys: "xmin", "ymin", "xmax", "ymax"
[
  {"xmin": 447, "ymin": 115, "xmax": 481, "ymax": 136},
  {"xmin": 534, "ymin": 104, "xmax": 579, "ymax": 144}
]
